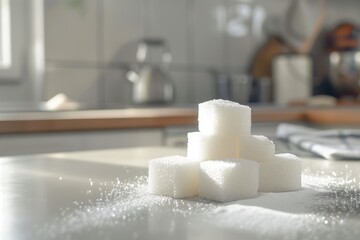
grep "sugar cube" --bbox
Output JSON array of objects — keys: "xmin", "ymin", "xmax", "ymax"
[
  {"xmin": 239, "ymin": 135, "xmax": 275, "ymax": 162},
  {"xmin": 259, "ymin": 153, "xmax": 302, "ymax": 192},
  {"xmin": 198, "ymin": 99, "xmax": 251, "ymax": 136},
  {"xmin": 199, "ymin": 159, "xmax": 259, "ymax": 202},
  {"xmin": 187, "ymin": 132, "xmax": 239, "ymax": 161},
  {"xmin": 148, "ymin": 156, "xmax": 199, "ymax": 198}
]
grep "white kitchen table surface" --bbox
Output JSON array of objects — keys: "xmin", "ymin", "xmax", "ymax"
[{"xmin": 1, "ymin": 147, "xmax": 360, "ymax": 240}]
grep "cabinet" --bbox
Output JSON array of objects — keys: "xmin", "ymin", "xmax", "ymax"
[{"xmin": 0, "ymin": 129, "xmax": 163, "ymax": 156}]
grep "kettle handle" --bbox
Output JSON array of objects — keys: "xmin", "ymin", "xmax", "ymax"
[{"xmin": 136, "ymin": 38, "xmax": 172, "ymax": 67}]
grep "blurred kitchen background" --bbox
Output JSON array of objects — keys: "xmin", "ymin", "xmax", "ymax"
[
  {"xmin": 0, "ymin": 0, "xmax": 360, "ymax": 156},
  {"xmin": 1, "ymin": 0, "xmax": 360, "ymax": 107}
]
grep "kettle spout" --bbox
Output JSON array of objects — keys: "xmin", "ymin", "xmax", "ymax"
[{"xmin": 126, "ymin": 70, "xmax": 139, "ymax": 83}]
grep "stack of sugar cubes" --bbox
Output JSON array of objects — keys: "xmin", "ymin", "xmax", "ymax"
[{"xmin": 148, "ymin": 99, "xmax": 302, "ymax": 202}]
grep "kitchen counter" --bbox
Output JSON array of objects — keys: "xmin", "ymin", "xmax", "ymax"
[
  {"xmin": 1, "ymin": 146, "xmax": 360, "ymax": 240},
  {"xmin": 0, "ymin": 105, "xmax": 359, "ymax": 134}
]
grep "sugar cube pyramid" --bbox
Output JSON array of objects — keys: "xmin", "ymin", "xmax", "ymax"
[{"xmin": 148, "ymin": 99, "xmax": 302, "ymax": 202}]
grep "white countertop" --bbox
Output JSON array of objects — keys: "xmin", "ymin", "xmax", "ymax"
[{"xmin": 1, "ymin": 147, "xmax": 360, "ymax": 240}]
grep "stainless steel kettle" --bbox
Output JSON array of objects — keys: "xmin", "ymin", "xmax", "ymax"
[{"xmin": 126, "ymin": 39, "xmax": 174, "ymax": 104}]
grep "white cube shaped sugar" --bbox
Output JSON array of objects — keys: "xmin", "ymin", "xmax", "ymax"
[
  {"xmin": 239, "ymin": 135, "xmax": 275, "ymax": 162},
  {"xmin": 198, "ymin": 99, "xmax": 251, "ymax": 136},
  {"xmin": 148, "ymin": 156, "xmax": 199, "ymax": 198},
  {"xmin": 259, "ymin": 153, "xmax": 302, "ymax": 192},
  {"xmin": 187, "ymin": 132, "xmax": 239, "ymax": 161},
  {"xmin": 199, "ymin": 159, "xmax": 259, "ymax": 202}
]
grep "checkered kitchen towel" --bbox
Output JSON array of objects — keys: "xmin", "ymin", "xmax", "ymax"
[{"xmin": 276, "ymin": 123, "xmax": 360, "ymax": 160}]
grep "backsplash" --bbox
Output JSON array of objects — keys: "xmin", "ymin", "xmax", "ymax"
[{"xmin": 42, "ymin": 0, "xmax": 360, "ymax": 106}]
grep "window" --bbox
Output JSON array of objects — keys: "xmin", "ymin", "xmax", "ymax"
[
  {"xmin": 0, "ymin": 0, "xmax": 11, "ymax": 69},
  {"xmin": 0, "ymin": 0, "xmax": 24, "ymax": 81}
]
